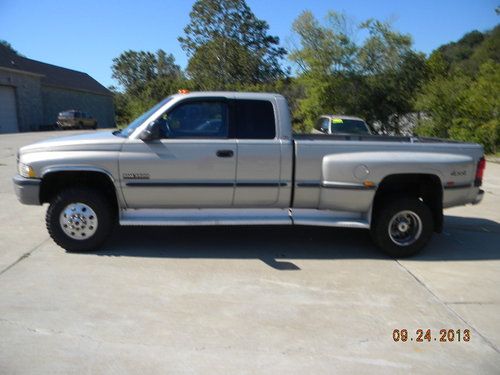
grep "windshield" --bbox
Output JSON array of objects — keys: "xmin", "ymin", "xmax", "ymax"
[
  {"xmin": 118, "ymin": 97, "xmax": 173, "ymax": 137},
  {"xmin": 330, "ymin": 119, "xmax": 370, "ymax": 135}
]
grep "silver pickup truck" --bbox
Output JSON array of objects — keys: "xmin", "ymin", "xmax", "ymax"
[{"xmin": 13, "ymin": 92, "xmax": 485, "ymax": 257}]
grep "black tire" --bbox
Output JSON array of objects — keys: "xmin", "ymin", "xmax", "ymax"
[
  {"xmin": 371, "ymin": 197, "xmax": 434, "ymax": 258},
  {"xmin": 46, "ymin": 188, "xmax": 114, "ymax": 252}
]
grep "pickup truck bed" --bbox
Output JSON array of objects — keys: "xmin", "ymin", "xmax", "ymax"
[{"xmin": 13, "ymin": 91, "xmax": 485, "ymax": 257}]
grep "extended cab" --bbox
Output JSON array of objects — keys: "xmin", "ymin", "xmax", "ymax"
[{"xmin": 13, "ymin": 92, "xmax": 485, "ymax": 257}]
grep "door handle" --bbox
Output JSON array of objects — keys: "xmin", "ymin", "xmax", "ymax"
[{"xmin": 216, "ymin": 150, "xmax": 234, "ymax": 158}]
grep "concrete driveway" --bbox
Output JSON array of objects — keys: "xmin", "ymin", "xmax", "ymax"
[{"xmin": 0, "ymin": 131, "xmax": 499, "ymax": 374}]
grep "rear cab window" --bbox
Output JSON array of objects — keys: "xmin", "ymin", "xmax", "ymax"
[{"xmin": 232, "ymin": 100, "xmax": 276, "ymax": 139}]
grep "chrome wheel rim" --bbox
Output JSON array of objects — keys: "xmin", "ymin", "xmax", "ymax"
[
  {"xmin": 388, "ymin": 210, "xmax": 422, "ymax": 246},
  {"xmin": 59, "ymin": 202, "xmax": 98, "ymax": 240}
]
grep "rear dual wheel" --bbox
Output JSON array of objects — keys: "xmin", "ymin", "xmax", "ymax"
[{"xmin": 371, "ymin": 198, "xmax": 434, "ymax": 257}]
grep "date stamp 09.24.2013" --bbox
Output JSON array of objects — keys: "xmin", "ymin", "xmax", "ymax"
[{"xmin": 393, "ymin": 329, "xmax": 471, "ymax": 343}]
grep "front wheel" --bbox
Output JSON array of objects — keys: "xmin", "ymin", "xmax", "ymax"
[
  {"xmin": 371, "ymin": 198, "xmax": 434, "ymax": 257},
  {"xmin": 46, "ymin": 188, "xmax": 114, "ymax": 252}
]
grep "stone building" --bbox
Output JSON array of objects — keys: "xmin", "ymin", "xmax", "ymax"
[{"xmin": 0, "ymin": 44, "xmax": 114, "ymax": 133}]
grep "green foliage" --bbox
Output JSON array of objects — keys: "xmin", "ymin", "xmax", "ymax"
[
  {"xmin": 357, "ymin": 19, "xmax": 413, "ymax": 74},
  {"xmin": 110, "ymin": 49, "xmax": 187, "ymax": 125},
  {"xmin": 433, "ymin": 25, "xmax": 500, "ymax": 76},
  {"xmin": 290, "ymin": 11, "xmax": 427, "ymax": 134},
  {"xmin": 416, "ymin": 60, "xmax": 500, "ymax": 153},
  {"xmin": 410, "ymin": 24, "xmax": 500, "ymax": 153},
  {"xmin": 186, "ymin": 37, "xmax": 261, "ymax": 90},
  {"xmin": 111, "ymin": 49, "xmax": 183, "ymax": 94},
  {"xmin": 290, "ymin": 11, "xmax": 357, "ymax": 74},
  {"xmin": 179, "ymin": 0, "xmax": 287, "ymax": 89},
  {"xmin": 415, "ymin": 73, "xmax": 471, "ymax": 138}
]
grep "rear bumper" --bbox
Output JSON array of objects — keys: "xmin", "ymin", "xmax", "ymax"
[
  {"xmin": 12, "ymin": 175, "xmax": 41, "ymax": 205},
  {"xmin": 472, "ymin": 189, "xmax": 485, "ymax": 205}
]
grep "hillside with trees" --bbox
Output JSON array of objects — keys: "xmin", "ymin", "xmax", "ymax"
[{"xmin": 415, "ymin": 25, "xmax": 499, "ymax": 153}]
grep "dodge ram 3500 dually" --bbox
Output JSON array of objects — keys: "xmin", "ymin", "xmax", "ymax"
[{"xmin": 13, "ymin": 92, "xmax": 486, "ymax": 257}]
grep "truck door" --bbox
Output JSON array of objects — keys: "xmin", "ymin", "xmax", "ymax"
[
  {"xmin": 119, "ymin": 99, "xmax": 237, "ymax": 208},
  {"xmin": 231, "ymin": 99, "xmax": 284, "ymax": 207}
]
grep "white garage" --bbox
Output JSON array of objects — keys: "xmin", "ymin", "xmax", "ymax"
[{"xmin": 0, "ymin": 85, "xmax": 19, "ymax": 133}]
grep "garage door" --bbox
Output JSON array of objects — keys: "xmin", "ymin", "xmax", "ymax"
[{"xmin": 0, "ymin": 86, "xmax": 19, "ymax": 133}]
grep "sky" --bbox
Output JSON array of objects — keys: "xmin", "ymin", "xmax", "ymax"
[{"xmin": 0, "ymin": 0, "xmax": 498, "ymax": 88}]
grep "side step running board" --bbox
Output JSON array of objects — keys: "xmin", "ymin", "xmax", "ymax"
[
  {"xmin": 292, "ymin": 209, "xmax": 369, "ymax": 228},
  {"xmin": 120, "ymin": 208, "xmax": 370, "ymax": 229},
  {"xmin": 120, "ymin": 209, "xmax": 292, "ymax": 226}
]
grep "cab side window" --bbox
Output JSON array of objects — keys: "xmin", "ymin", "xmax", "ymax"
[{"xmin": 160, "ymin": 101, "xmax": 228, "ymax": 138}]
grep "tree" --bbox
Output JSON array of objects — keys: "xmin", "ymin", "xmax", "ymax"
[
  {"xmin": 111, "ymin": 49, "xmax": 186, "ymax": 125},
  {"xmin": 186, "ymin": 36, "xmax": 260, "ymax": 90},
  {"xmin": 357, "ymin": 19, "xmax": 414, "ymax": 74},
  {"xmin": 0, "ymin": 40, "xmax": 22, "ymax": 55},
  {"xmin": 415, "ymin": 25, "xmax": 500, "ymax": 153},
  {"xmin": 290, "ymin": 11, "xmax": 357, "ymax": 75},
  {"xmin": 415, "ymin": 61, "xmax": 499, "ymax": 153},
  {"xmin": 179, "ymin": 0, "xmax": 287, "ymax": 89},
  {"xmin": 431, "ymin": 25, "xmax": 500, "ymax": 76},
  {"xmin": 289, "ymin": 11, "xmax": 426, "ymax": 134},
  {"xmin": 111, "ymin": 49, "xmax": 182, "ymax": 94}
]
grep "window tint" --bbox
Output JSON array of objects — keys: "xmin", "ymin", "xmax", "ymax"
[
  {"xmin": 314, "ymin": 118, "xmax": 323, "ymax": 131},
  {"xmin": 314, "ymin": 118, "xmax": 330, "ymax": 133},
  {"xmin": 234, "ymin": 100, "xmax": 275, "ymax": 139},
  {"xmin": 160, "ymin": 101, "xmax": 228, "ymax": 138},
  {"xmin": 330, "ymin": 119, "xmax": 370, "ymax": 135},
  {"xmin": 120, "ymin": 96, "xmax": 173, "ymax": 138},
  {"xmin": 321, "ymin": 119, "xmax": 330, "ymax": 133}
]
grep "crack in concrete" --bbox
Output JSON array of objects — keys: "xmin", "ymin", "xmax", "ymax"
[
  {"xmin": 446, "ymin": 301, "xmax": 499, "ymax": 305},
  {"xmin": 395, "ymin": 259, "xmax": 500, "ymax": 355},
  {"xmin": 0, "ymin": 238, "xmax": 50, "ymax": 277}
]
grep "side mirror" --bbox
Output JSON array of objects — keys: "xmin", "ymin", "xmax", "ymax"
[{"xmin": 139, "ymin": 121, "xmax": 160, "ymax": 141}]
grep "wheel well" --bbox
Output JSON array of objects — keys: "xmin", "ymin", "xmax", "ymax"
[
  {"xmin": 372, "ymin": 174, "xmax": 443, "ymax": 233},
  {"xmin": 40, "ymin": 171, "xmax": 118, "ymax": 211}
]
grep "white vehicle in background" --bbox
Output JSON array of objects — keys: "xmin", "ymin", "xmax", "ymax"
[{"xmin": 315, "ymin": 115, "xmax": 372, "ymax": 135}]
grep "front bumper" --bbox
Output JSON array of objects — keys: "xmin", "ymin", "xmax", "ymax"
[
  {"xmin": 13, "ymin": 175, "xmax": 41, "ymax": 205},
  {"xmin": 472, "ymin": 189, "xmax": 485, "ymax": 205}
]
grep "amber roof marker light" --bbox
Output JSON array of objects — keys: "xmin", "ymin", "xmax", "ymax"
[{"xmin": 178, "ymin": 89, "xmax": 190, "ymax": 94}]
